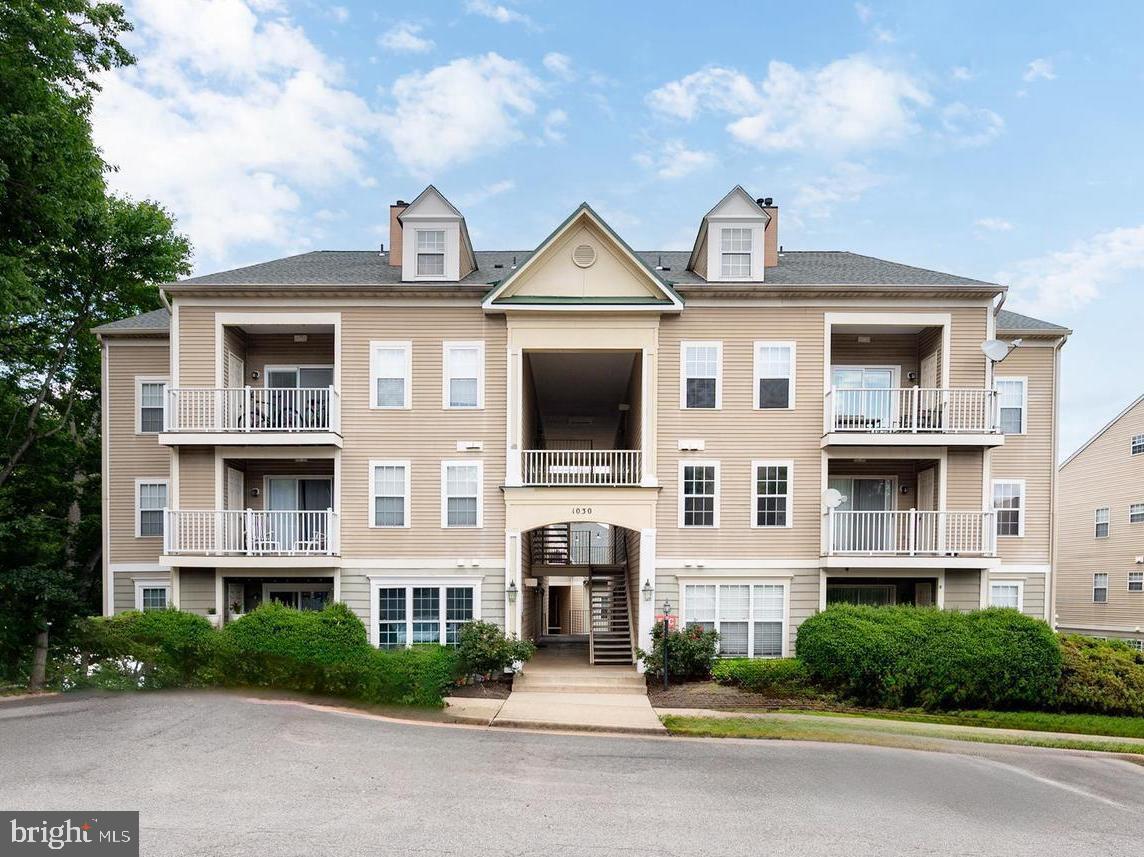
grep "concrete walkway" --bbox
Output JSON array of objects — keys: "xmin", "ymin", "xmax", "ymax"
[{"xmin": 479, "ymin": 648, "xmax": 664, "ymax": 734}]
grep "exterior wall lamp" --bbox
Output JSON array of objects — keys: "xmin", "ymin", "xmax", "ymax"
[
  {"xmin": 507, "ymin": 580, "xmax": 518, "ymax": 603},
  {"xmin": 642, "ymin": 579, "xmax": 653, "ymax": 602}
]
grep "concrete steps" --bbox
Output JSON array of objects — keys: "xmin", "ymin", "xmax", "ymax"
[{"xmin": 513, "ymin": 668, "xmax": 646, "ymax": 695}]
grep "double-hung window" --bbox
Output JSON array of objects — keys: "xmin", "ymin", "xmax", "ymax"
[
  {"xmin": 1129, "ymin": 571, "xmax": 1144, "ymax": 593},
  {"xmin": 134, "ymin": 580, "xmax": 171, "ymax": 611},
  {"xmin": 680, "ymin": 462, "xmax": 718, "ymax": 527},
  {"xmin": 1131, "ymin": 503, "xmax": 1144, "ymax": 524},
  {"xmin": 720, "ymin": 227, "xmax": 751, "ymax": 278},
  {"xmin": 370, "ymin": 341, "xmax": 411, "ymax": 409},
  {"xmin": 443, "ymin": 342, "xmax": 483, "ymax": 409},
  {"xmin": 989, "ymin": 582, "xmax": 1023, "ymax": 610},
  {"xmin": 992, "ymin": 479, "xmax": 1024, "ymax": 537},
  {"xmin": 137, "ymin": 378, "xmax": 167, "ymax": 433},
  {"xmin": 752, "ymin": 461, "xmax": 792, "ymax": 528},
  {"xmin": 416, "ymin": 229, "xmax": 445, "ymax": 276},
  {"xmin": 1095, "ymin": 507, "xmax": 1110, "ymax": 538},
  {"xmin": 1093, "ymin": 572, "xmax": 1109, "ymax": 603},
  {"xmin": 683, "ymin": 582, "xmax": 787, "ymax": 658},
  {"xmin": 995, "ymin": 377, "xmax": 1027, "ymax": 434},
  {"xmin": 370, "ymin": 461, "xmax": 410, "ymax": 528},
  {"xmin": 442, "ymin": 461, "xmax": 481, "ymax": 528},
  {"xmin": 136, "ymin": 480, "xmax": 168, "ymax": 538},
  {"xmin": 372, "ymin": 581, "xmax": 478, "ymax": 649},
  {"xmin": 681, "ymin": 342, "xmax": 721, "ymax": 409},
  {"xmin": 754, "ymin": 342, "xmax": 794, "ymax": 409},
  {"xmin": 1132, "ymin": 434, "xmax": 1144, "ymax": 455}
]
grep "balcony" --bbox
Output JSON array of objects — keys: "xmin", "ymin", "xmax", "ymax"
[
  {"xmin": 161, "ymin": 387, "xmax": 341, "ymax": 446},
  {"xmin": 522, "ymin": 449, "xmax": 642, "ymax": 487},
  {"xmin": 826, "ymin": 509, "xmax": 996, "ymax": 562},
  {"xmin": 529, "ymin": 523, "xmax": 628, "ymax": 566},
  {"xmin": 162, "ymin": 509, "xmax": 340, "ymax": 562},
  {"xmin": 824, "ymin": 387, "xmax": 1002, "ymax": 447}
]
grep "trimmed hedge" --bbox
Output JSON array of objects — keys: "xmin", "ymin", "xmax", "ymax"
[
  {"xmin": 712, "ymin": 658, "xmax": 815, "ymax": 697},
  {"xmin": 1058, "ymin": 634, "xmax": 1144, "ymax": 716},
  {"xmin": 796, "ymin": 605, "xmax": 1062, "ymax": 711},
  {"xmin": 73, "ymin": 609, "xmax": 216, "ymax": 689}
]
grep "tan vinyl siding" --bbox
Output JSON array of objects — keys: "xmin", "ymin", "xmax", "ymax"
[
  {"xmin": 520, "ymin": 538, "xmax": 536, "ymax": 641},
  {"xmin": 245, "ymin": 333, "xmax": 335, "ymax": 381},
  {"xmin": 946, "ymin": 448, "xmax": 984, "ymax": 510},
  {"xmin": 626, "ymin": 528, "xmax": 641, "ymax": 644},
  {"xmin": 626, "ymin": 352, "xmax": 643, "ymax": 450},
  {"xmin": 991, "ymin": 343, "xmax": 1058, "ymax": 564},
  {"xmin": 789, "ymin": 570, "xmax": 821, "ymax": 652},
  {"xmin": 918, "ymin": 327, "xmax": 942, "ymax": 385},
  {"xmin": 1057, "ymin": 396, "xmax": 1144, "ymax": 632},
  {"xmin": 176, "ymin": 447, "xmax": 216, "ymax": 509},
  {"xmin": 944, "ymin": 569, "xmax": 981, "ymax": 612},
  {"xmin": 227, "ymin": 460, "xmax": 334, "ymax": 511},
  {"xmin": 831, "ymin": 332, "xmax": 920, "ymax": 381},
  {"xmin": 340, "ymin": 572, "xmax": 370, "ymax": 618},
  {"xmin": 112, "ymin": 571, "xmax": 174, "ymax": 614},
  {"xmin": 106, "ymin": 342, "xmax": 170, "ymax": 564},
  {"xmin": 178, "ymin": 568, "xmax": 216, "ymax": 615}
]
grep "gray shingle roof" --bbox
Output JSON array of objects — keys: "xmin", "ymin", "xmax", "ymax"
[
  {"xmin": 174, "ymin": 249, "xmax": 994, "ymax": 289},
  {"xmin": 996, "ymin": 308, "xmax": 1070, "ymax": 333},
  {"xmin": 91, "ymin": 307, "xmax": 170, "ymax": 334}
]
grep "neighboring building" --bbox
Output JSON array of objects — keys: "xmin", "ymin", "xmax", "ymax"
[
  {"xmin": 94, "ymin": 185, "xmax": 1069, "ymax": 669},
  {"xmin": 1056, "ymin": 395, "xmax": 1144, "ymax": 649}
]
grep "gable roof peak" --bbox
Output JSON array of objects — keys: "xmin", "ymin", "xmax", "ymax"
[{"xmin": 399, "ymin": 184, "xmax": 464, "ymax": 220}]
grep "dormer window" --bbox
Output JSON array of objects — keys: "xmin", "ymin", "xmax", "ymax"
[
  {"xmin": 416, "ymin": 230, "xmax": 445, "ymax": 276},
  {"xmin": 720, "ymin": 227, "xmax": 752, "ymax": 278}
]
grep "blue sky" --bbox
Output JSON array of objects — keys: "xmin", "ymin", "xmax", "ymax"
[{"xmin": 92, "ymin": 0, "xmax": 1144, "ymax": 458}]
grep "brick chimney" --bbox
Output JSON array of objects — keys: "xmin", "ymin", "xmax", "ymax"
[
  {"xmin": 388, "ymin": 201, "xmax": 408, "ymax": 267},
  {"xmin": 760, "ymin": 197, "xmax": 779, "ymax": 268}
]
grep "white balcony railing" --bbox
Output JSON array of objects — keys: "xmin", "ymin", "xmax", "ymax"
[
  {"xmin": 163, "ymin": 509, "xmax": 339, "ymax": 556},
  {"xmin": 166, "ymin": 387, "xmax": 340, "ymax": 433},
  {"xmin": 521, "ymin": 449, "xmax": 642, "ymax": 487},
  {"xmin": 826, "ymin": 387, "xmax": 999, "ymax": 434},
  {"xmin": 826, "ymin": 509, "xmax": 996, "ymax": 557}
]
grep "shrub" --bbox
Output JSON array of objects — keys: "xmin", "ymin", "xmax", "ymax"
[
  {"xmin": 70, "ymin": 609, "xmax": 216, "ymax": 689},
  {"xmin": 796, "ymin": 605, "xmax": 1061, "ymax": 711},
  {"xmin": 712, "ymin": 658, "xmax": 816, "ymax": 696},
  {"xmin": 363, "ymin": 646, "xmax": 461, "ymax": 707},
  {"xmin": 456, "ymin": 621, "xmax": 535, "ymax": 677},
  {"xmin": 1058, "ymin": 634, "xmax": 1144, "ymax": 716},
  {"xmin": 639, "ymin": 622, "xmax": 719, "ymax": 680}
]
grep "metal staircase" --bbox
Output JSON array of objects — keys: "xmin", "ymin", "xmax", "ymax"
[{"xmin": 588, "ymin": 571, "xmax": 634, "ymax": 665}]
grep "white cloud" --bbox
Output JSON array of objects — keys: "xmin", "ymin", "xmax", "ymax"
[
  {"xmin": 456, "ymin": 179, "xmax": 516, "ymax": 207},
  {"xmin": 464, "ymin": 0, "xmax": 533, "ymax": 27},
  {"xmin": 951, "ymin": 66, "xmax": 974, "ymax": 81},
  {"xmin": 974, "ymin": 217, "xmax": 1014, "ymax": 232},
  {"xmin": 380, "ymin": 22, "xmax": 434, "ymax": 54},
  {"xmin": 940, "ymin": 102, "xmax": 1004, "ymax": 146},
  {"xmin": 999, "ymin": 225, "xmax": 1144, "ymax": 314},
  {"xmin": 330, "ymin": 6, "xmax": 349, "ymax": 23},
  {"xmin": 634, "ymin": 140, "xmax": 715, "ymax": 180},
  {"xmin": 647, "ymin": 57, "xmax": 932, "ymax": 153},
  {"xmin": 93, "ymin": 0, "xmax": 378, "ymax": 268},
  {"xmin": 793, "ymin": 162, "xmax": 884, "ymax": 218},
  {"xmin": 380, "ymin": 53, "xmax": 545, "ymax": 173},
  {"xmin": 1023, "ymin": 58, "xmax": 1056, "ymax": 82},
  {"xmin": 543, "ymin": 52, "xmax": 574, "ymax": 81},
  {"xmin": 542, "ymin": 108, "xmax": 568, "ymax": 142}
]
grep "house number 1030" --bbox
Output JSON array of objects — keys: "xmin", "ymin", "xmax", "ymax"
[{"xmin": 571, "ymin": 507, "xmax": 593, "ymax": 516}]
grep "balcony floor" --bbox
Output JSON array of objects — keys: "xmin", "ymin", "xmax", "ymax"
[
  {"xmin": 159, "ymin": 431, "xmax": 342, "ymax": 447},
  {"xmin": 821, "ymin": 432, "xmax": 1004, "ymax": 448}
]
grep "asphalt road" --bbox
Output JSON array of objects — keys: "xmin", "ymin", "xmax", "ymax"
[{"xmin": 0, "ymin": 691, "xmax": 1141, "ymax": 856}]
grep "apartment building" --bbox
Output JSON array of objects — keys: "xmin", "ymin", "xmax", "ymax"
[
  {"xmin": 1056, "ymin": 395, "xmax": 1144, "ymax": 648},
  {"xmin": 95, "ymin": 185, "xmax": 1069, "ymax": 668}
]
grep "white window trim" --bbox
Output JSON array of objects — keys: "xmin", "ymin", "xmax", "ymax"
[
  {"xmin": 367, "ymin": 576, "xmax": 483, "ymax": 648},
  {"xmin": 1130, "ymin": 503, "xmax": 1144, "ymax": 524},
  {"xmin": 719, "ymin": 226, "xmax": 753, "ymax": 280},
  {"xmin": 1127, "ymin": 571, "xmax": 1143, "ymax": 593},
  {"xmin": 1095, "ymin": 506, "xmax": 1111, "ymax": 539},
  {"xmin": 1132, "ymin": 434, "xmax": 1144, "ymax": 455},
  {"xmin": 678, "ymin": 459, "xmax": 720, "ymax": 529},
  {"xmin": 368, "ymin": 459, "xmax": 411, "ymax": 529},
  {"xmin": 753, "ymin": 341, "xmax": 796, "ymax": 410},
  {"xmin": 440, "ymin": 459, "xmax": 483, "ymax": 529},
  {"xmin": 679, "ymin": 341, "xmax": 723, "ymax": 410},
  {"xmin": 995, "ymin": 376, "xmax": 1028, "ymax": 435},
  {"xmin": 750, "ymin": 459, "xmax": 794, "ymax": 529},
  {"xmin": 1093, "ymin": 572, "xmax": 1109, "ymax": 603},
  {"xmin": 133, "ymin": 578, "xmax": 171, "ymax": 611},
  {"xmin": 369, "ymin": 341, "xmax": 412, "ymax": 410},
  {"xmin": 678, "ymin": 579, "xmax": 791, "ymax": 658},
  {"xmin": 992, "ymin": 478, "xmax": 1026, "ymax": 538},
  {"xmin": 988, "ymin": 580, "xmax": 1024, "ymax": 611},
  {"xmin": 442, "ymin": 341, "xmax": 485, "ymax": 410},
  {"xmin": 134, "ymin": 478, "xmax": 169, "ymax": 539},
  {"xmin": 135, "ymin": 376, "xmax": 169, "ymax": 434},
  {"xmin": 414, "ymin": 228, "xmax": 448, "ymax": 280}
]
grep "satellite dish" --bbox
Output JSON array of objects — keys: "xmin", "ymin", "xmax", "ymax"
[
  {"xmin": 822, "ymin": 488, "xmax": 844, "ymax": 509},
  {"xmin": 980, "ymin": 339, "xmax": 1012, "ymax": 362}
]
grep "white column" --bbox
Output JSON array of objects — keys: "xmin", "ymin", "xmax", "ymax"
[
  {"xmin": 636, "ymin": 528, "xmax": 657, "ymax": 672},
  {"xmin": 214, "ymin": 570, "xmax": 225, "ymax": 623},
  {"xmin": 640, "ymin": 348, "xmax": 657, "ymax": 487},
  {"xmin": 505, "ymin": 530, "xmax": 521, "ymax": 637},
  {"xmin": 333, "ymin": 568, "xmax": 342, "ymax": 604},
  {"xmin": 506, "ymin": 347, "xmax": 523, "ymax": 486},
  {"xmin": 171, "ymin": 567, "xmax": 181, "ymax": 609}
]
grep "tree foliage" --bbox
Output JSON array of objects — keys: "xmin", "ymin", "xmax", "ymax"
[{"xmin": 0, "ymin": 1, "xmax": 192, "ymax": 682}]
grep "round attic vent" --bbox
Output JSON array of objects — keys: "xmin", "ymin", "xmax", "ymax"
[{"xmin": 572, "ymin": 243, "xmax": 597, "ymax": 268}]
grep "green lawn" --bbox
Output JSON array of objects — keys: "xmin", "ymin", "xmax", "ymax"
[
  {"xmin": 782, "ymin": 708, "xmax": 1144, "ymax": 740},
  {"xmin": 660, "ymin": 714, "xmax": 1144, "ymax": 756}
]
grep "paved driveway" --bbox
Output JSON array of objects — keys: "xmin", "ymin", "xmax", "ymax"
[{"xmin": 0, "ymin": 691, "xmax": 1141, "ymax": 856}]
